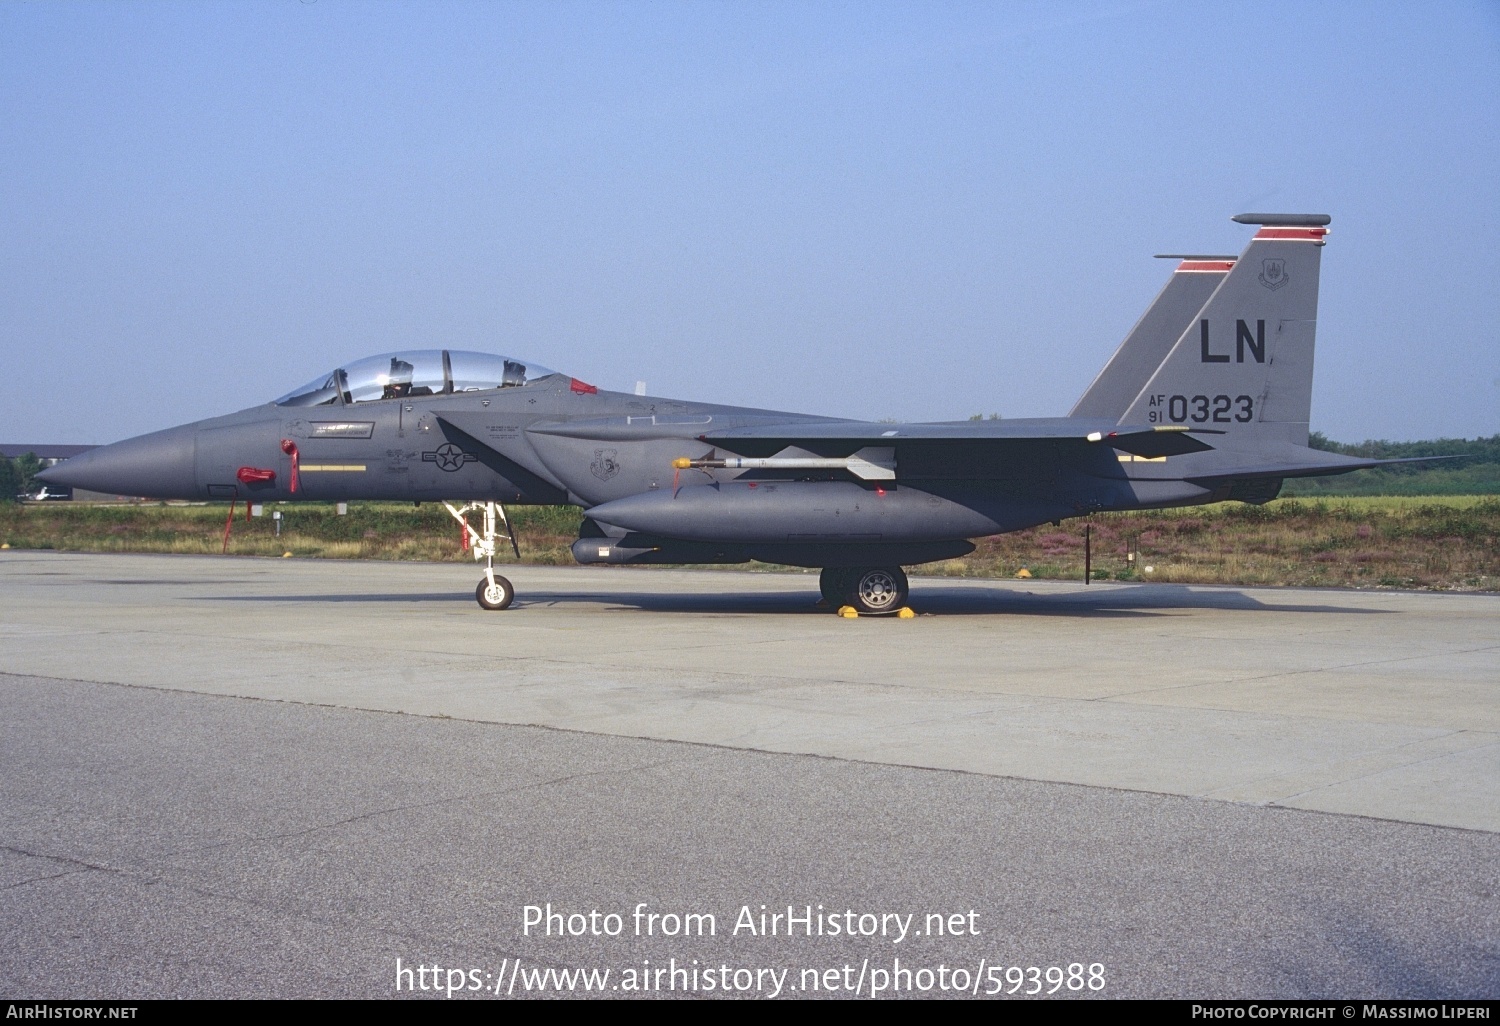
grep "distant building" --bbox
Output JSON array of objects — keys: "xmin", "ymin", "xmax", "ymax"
[
  {"xmin": 0, "ymin": 443, "xmax": 97, "ymax": 466},
  {"xmin": 1, "ymin": 444, "xmax": 108, "ymax": 501}
]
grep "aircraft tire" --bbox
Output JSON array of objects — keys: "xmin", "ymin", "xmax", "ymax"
[
  {"xmin": 818, "ymin": 567, "xmax": 853, "ymax": 605},
  {"xmin": 847, "ymin": 566, "xmax": 908, "ymax": 615},
  {"xmin": 476, "ymin": 575, "xmax": 514, "ymax": 610}
]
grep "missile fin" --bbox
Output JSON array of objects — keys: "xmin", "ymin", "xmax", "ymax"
[{"xmin": 846, "ymin": 446, "xmax": 897, "ymax": 481}]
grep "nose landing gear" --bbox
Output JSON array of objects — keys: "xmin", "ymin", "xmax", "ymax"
[
  {"xmin": 476, "ymin": 574, "xmax": 513, "ymax": 610},
  {"xmin": 444, "ymin": 501, "xmax": 518, "ymax": 610}
]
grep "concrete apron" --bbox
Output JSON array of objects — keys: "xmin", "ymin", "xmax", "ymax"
[{"xmin": 2, "ymin": 550, "xmax": 1496, "ymax": 833}]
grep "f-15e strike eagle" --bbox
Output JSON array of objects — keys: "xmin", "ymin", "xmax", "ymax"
[{"xmin": 41, "ymin": 213, "xmax": 1408, "ymax": 613}]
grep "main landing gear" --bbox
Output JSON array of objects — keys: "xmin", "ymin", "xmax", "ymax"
[
  {"xmin": 444, "ymin": 501, "xmax": 518, "ymax": 610},
  {"xmin": 819, "ymin": 566, "xmax": 910, "ymax": 615}
]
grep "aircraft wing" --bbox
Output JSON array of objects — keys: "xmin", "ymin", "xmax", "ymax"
[{"xmin": 703, "ymin": 419, "xmax": 1218, "ymax": 460}]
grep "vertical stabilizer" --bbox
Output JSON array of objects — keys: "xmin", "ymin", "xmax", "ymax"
[
  {"xmin": 1070, "ymin": 255, "xmax": 1235, "ymax": 420},
  {"xmin": 1119, "ymin": 214, "xmax": 1330, "ymax": 446}
]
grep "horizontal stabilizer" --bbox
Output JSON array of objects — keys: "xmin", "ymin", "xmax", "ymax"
[{"xmin": 1187, "ymin": 449, "xmax": 1462, "ymax": 484}]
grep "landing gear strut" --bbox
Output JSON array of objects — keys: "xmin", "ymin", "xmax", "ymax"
[
  {"xmin": 444, "ymin": 501, "xmax": 518, "ymax": 610},
  {"xmin": 820, "ymin": 565, "xmax": 910, "ymax": 615}
]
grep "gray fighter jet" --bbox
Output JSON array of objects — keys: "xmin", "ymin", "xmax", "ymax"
[{"xmin": 41, "ymin": 213, "xmax": 1409, "ymax": 613}]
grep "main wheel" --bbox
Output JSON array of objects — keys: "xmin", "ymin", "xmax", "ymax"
[
  {"xmin": 818, "ymin": 567, "xmax": 853, "ymax": 605},
  {"xmin": 475, "ymin": 575, "xmax": 514, "ymax": 610},
  {"xmin": 847, "ymin": 566, "xmax": 908, "ymax": 615}
]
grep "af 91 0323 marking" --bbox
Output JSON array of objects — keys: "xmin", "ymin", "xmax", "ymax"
[{"xmin": 1147, "ymin": 394, "xmax": 1254, "ymax": 424}]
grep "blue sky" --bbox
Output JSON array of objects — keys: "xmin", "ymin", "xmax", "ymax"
[{"xmin": 2, "ymin": 0, "xmax": 1497, "ymax": 443}]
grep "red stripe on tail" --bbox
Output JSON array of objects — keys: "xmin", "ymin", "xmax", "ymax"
[{"xmin": 1253, "ymin": 227, "xmax": 1329, "ymax": 241}]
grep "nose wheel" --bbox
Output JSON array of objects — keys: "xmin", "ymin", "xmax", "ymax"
[
  {"xmin": 444, "ymin": 501, "xmax": 520, "ymax": 610},
  {"xmin": 476, "ymin": 572, "xmax": 514, "ymax": 610}
]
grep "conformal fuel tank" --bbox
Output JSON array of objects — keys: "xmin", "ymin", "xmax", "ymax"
[{"xmin": 584, "ymin": 480, "xmax": 1069, "ymax": 544}]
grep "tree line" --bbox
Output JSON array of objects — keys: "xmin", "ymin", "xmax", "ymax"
[
  {"xmin": 0, "ymin": 453, "xmax": 42, "ymax": 502},
  {"xmin": 1290, "ymin": 433, "xmax": 1500, "ymax": 496}
]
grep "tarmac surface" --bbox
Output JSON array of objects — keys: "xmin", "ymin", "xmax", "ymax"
[{"xmin": 1, "ymin": 551, "xmax": 1496, "ymax": 998}]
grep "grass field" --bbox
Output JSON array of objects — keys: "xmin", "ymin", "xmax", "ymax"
[{"xmin": 2, "ymin": 496, "xmax": 1495, "ymax": 592}]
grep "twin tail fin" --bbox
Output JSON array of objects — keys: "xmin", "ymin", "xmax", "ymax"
[{"xmin": 1119, "ymin": 214, "xmax": 1330, "ymax": 447}]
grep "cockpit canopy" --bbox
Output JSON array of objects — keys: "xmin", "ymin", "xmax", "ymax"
[{"xmin": 275, "ymin": 350, "xmax": 560, "ymax": 407}]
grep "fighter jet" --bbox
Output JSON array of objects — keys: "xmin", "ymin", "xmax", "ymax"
[{"xmin": 40, "ymin": 213, "xmax": 1409, "ymax": 613}]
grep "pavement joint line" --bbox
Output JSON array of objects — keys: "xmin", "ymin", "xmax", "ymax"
[
  {"xmin": 2, "ymin": 630, "xmax": 1051, "ymax": 700},
  {"xmin": 2, "ymin": 868, "xmax": 101, "ymax": 891},
  {"xmin": 492, "ymin": 667, "xmax": 904, "ymax": 698},
  {"xmin": 20, "ymin": 625, "xmax": 564, "ymax": 669},
  {"xmin": 705, "ymin": 722, "xmax": 792, "ymax": 747},
  {"xmin": 18, "ymin": 615, "xmax": 1292, "ymax": 700},
  {"xmin": 1196, "ymin": 728, "xmax": 1498, "ymax": 801},
  {"xmin": 0, "ymin": 842, "xmax": 124, "ymax": 881},
  {"xmin": 1097, "ymin": 643, "xmax": 1500, "ymax": 702},
  {"xmin": 8, "ymin": 669, "xmax": 1496, "ymax": 839},
  {"xmin": 1266, "ymin": 732, "xmax": 1500, "ymax": 806},
  {"xmin": 2, "ymin": 644, "xmax": 1476, "ymax": 736},
  {"xmin": 156, "ymin": 754, "xmax": 706, "ymax": 861},
  {"xmin": 9, "ymin": 849, "xmax": 539, "ymax": 962},
  {"xmin": 22, "ymin": 615, "xmax": 856, "ymax": 664}
]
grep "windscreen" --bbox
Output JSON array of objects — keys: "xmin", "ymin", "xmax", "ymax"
[
  {"xmin": 276, "ymin": 350, "xmax": 561, "ymax": 406},
  {"xmin": 274, "ymin": 372, "xmax": 342, "ymax": 407}
]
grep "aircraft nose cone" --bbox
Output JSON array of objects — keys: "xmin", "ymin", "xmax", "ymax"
[{"xmin": 36, "ymin": 424, "xmax": 198, "ymax": 499}]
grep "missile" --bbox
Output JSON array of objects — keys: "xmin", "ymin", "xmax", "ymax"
[{"xmin": 672, "ymin": 446, "xmax": 896, "ymax": 481}]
